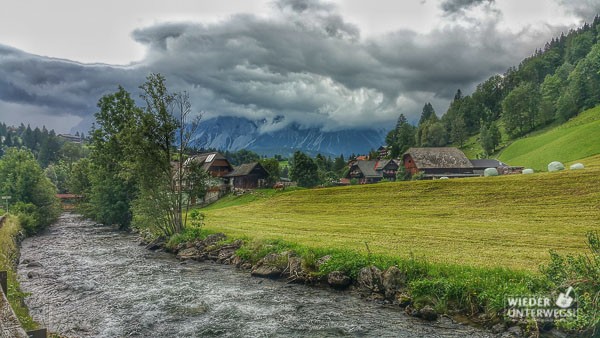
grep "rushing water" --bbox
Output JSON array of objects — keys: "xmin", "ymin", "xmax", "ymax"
[{"xmin": 17, "ymin": 213, "xmax": 495, "ymax": 337}]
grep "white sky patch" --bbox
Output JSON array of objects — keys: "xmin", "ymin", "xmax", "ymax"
[{"xmin": 0, "ymin": 0, "xmax": 585, "ymax": 65}]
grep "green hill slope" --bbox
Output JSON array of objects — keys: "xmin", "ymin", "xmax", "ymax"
[
  {"xmin": 498, "ymin": 106, "xmax": 600, "ymax": 171},
  {"xmin": 202, "ymin": 167, "xmax": 600, "ymax": 271}
]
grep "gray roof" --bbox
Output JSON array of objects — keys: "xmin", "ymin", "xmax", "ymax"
[
  {"xmin": 186, "ymin": 152, "xmax": 228, "ymax": 170},
  {"xmin": 225, "ymin": 162, "xmax": 265, "ymax": 177},
  {"xmin": 356, "ymin": 161, "xmax": 380, "ymax": 178},
  {"xmin": 403, "ymin": 147, "xmax": 473, "ymax": 169},
  {"xmin": 470, "ymin": 159, "xmax": 506, "ymax": 168}
]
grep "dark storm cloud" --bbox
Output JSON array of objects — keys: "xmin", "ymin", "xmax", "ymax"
[
  {"xmin": 440, "ymin": 0, "xmax": 495, "ymax": 14},
  {"xmin": 0, "ymin": 0, "xmax": 571, "ymax": 132}
]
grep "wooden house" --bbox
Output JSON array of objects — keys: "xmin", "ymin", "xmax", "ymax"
[
  {"xmin": 185, "ymin": 152, "xmax": 233, "ymax": 178},
  {"xmin": 225, "ymin": 162, "xmax": 270, "ymax": 189},
  {"xmin": 346, "ymin": 159, "xmax": 399, "ymax": 184},
  {"xmin": 402, "ymin": 147, "xmax": 477, "ymax": 179}
]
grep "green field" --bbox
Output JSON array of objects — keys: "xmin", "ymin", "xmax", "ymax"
[
  {"xmin": 203, "ymin": 165, "xmax": 600, "ymax": 272},
  {"xmin": 498, "ymin": 106, "xmax": 600, "ymax": 171}
]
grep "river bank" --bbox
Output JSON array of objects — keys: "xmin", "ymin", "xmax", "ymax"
[
  {"xmin": 18, "ymin": 213, "xmax": 499, "ymax": 337},
  {"xmin": 0, "ymin": 215, "xmax": 37, "ymax": 332}
]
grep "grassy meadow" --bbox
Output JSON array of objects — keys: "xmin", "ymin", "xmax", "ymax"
[
  {"xmin": 202, "ymin": 167, "xmax": 600, "ymax": 272},
  {"xmin": 498, "ymin": 106, "xmax": 600, "ymax": 171}
]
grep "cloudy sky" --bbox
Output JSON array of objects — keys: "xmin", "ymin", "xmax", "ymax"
[{"xmin": 0, "ymin": 0, "xmax": 598, "ymax": 133}]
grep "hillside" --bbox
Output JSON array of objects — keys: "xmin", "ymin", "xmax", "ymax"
[
  {"xmin": 498, "ymin": 105, "xmax": 600, "ymax": 170},
  {"xmin": 202, "ymin": 166, "xmax": 600, "ymax": 271}
]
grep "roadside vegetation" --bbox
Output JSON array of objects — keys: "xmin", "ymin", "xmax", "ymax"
[{"xmin": 0, "ymin": 216, "xmax": 37, "ymax": 330}]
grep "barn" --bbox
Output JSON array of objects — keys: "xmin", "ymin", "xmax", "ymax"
[
  {"xmin": 402, "ymin": 147, "xmax": 477, "ymax": 179},
  {"xmin": 225, "ymin": 162, "xmax": 270, "ymax": 189}
]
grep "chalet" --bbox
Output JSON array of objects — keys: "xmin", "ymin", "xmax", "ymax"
[
  {"xmin": 346, "ymin": 159, "xmax": 399, "ymax": 184},
  {"xmin": 402, "ymin": 147, "xmax": 478, "ymax": 179},
  {"xmin": 185, "ymin": 152, "xmax": 234, "ymax": 178},
  {"xmin": 225, "ymin": 162, "xmax": 270, "ymax": 190}
]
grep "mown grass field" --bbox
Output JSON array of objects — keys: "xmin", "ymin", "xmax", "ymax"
[
  {"xmin": 498, "ymin": 106, "xmax": 600, "ymax": 171},
  {"xmin": 202, "ymin": 167, "xmax": 600, "ymax": 272}
]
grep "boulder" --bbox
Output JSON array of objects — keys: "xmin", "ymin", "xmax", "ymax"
[
  {"xmin": 417, "ymin": 305, "xmax": 438, "ymax": 321},
  {"xmin": 357, "ymin": 266, "xmax": 383, "ymax": 293},
  {"xmin": 287, "ymin": 256, "xmax": 306, "ymax": 282},
  {"xmin": 395, "ymin": 293, "xmax": 412, "ymax": 307},
  {"xmin": 251, "ymin": 253, "xmax": 287, "ymax": 278},
  {"xmin": 522, "ymin": 168, "xmax": 534, "ymax": 175},
  {"xmin": 26, "ymin": 261, "xmax": 43, "ymax": 268},
  {"xmin": 484, "ymin": 167, "xmax": 499, "ymax": 177},
  {"xmin": 176, "ymin": 247, "xmax": 204, "ymax": 261},
  {"xmin": 203, "ymin": 233, "xmax": 226, "ymax": 245},
  {"xmin": 327, "ymin": 271, "xmax": 351, "ymax": 288},
  {"xmin": 382, "ymin": 266, "xmax": 406, "ymax": 299},
  {"xmin": 315, "ymin": 255, "xmax": 332, "ymax": 270},
  {"xmin": 570, "ymin": 163, "xmax": 585, "ymax": 170},
  {"xmin": 145, "ymin": 237, "xmax": 166, "ymax": 251},
  {"xmin": 548, "ymin": 161, "xmax": 565, "ymax": 172}
]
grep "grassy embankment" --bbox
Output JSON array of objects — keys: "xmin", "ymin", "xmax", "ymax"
[
  {"xmin": 498, "ymin": 106, "xmax": 600, "ymax": 171},
  {"xmin": 0, "ymin": 215, "xmax": 37, "ymax": 330},
  {"xmin": 191, "ymin": 162, "xmax": 599, "ymax": 331}
]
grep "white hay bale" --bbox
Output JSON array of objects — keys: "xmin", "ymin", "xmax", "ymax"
[
  {"xmin": 439, "ymin": 176, "xmax": 449, "ymax": 180},
  {"xmin": 569, "ymin": 163, "xmax": 585, "ymax": 170},
  {"xmin": 484, "ymin": 168, "xmax": 499, "ymax": 177},
  {"xmin": 522, "ymin": 168, "xmax": 534, "ymax": 174},
  {"xmin": 547, "ymin": 161, "xmax": 565, "ymax": 172}
]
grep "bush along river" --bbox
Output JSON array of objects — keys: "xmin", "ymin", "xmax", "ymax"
[{"xmin": 17, "ymin": 213, "xmax": 497, "ymax": 337}]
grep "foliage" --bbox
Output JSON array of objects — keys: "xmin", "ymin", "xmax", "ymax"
[
  {"xmin": 480, "ymin": 122, "xmax": 501, "ymax": 155},
  {"xmin": 0, "ymin": 148, "xmax": 60, "ymax": 233},
  {"xmin": 289, "ymin": 151, "xmax": 320, "ymax": 187},
  {"xmin": 540, "ymin": 231, "xmax": 600, "ymax": 334},
  {"xmin": 259, "ymin": 158, "xmax": 281, "ymax": 185},
  {"xmin": 0, "ymin": 216, "xmax": 37, "ymax": 330},
  {"xmin": 385, "ymin": 114, "xmax": 416, "ymax": 158},
  {"xmin": 87, "ymin": 86, "xmax": 140, "ymax": 228}
]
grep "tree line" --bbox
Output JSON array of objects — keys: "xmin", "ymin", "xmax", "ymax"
[{"xmin": 386, "ymin": 16, "xmax": 600, "ymax": 157}]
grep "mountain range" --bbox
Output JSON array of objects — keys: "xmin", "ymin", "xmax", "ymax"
[{"xmin": 193, "ymin": 116, "xmax": 386, "ymax": 157}]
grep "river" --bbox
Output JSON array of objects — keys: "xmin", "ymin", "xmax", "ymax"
[{"xmin": 17, "ymin": 213, "xmax": 495, "ymax": 337}]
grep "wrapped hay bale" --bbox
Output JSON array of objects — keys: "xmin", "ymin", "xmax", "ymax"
[
  {"xmin": 522, "ymin": 168, "xmax": 534, "ymax": 174},
  {"xmin": 439, "ymin": 176, "xmax": 449, "ymax": 180},
  {"xmin": 484, "ymin": 168, "xmax": 499, "ymax": 177},
  {"xmin": 570, "ymin": 163, "xmax": 585, "ymax": 170},
  {"xmin": 547, "ymin": 161, "xmax": 565, "ymax": 172}
]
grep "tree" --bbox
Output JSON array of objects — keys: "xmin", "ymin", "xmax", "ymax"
[
  {"xmin": 88, "ymin": 86, "xmax": 141, "ymax": 228},
  {"xmin": 130, "ymin": 75, "xmax": 207, "ymax": 237},
  {"xmin": 418, "ymin": 103, "xmax": 437, "ymax": 125},
  {"xmin": 0, "ymin": 148, "xmax": 60, "ymax": 233},
  {"xmin": 480, "ymin": 122, "xmax": 501, "ymax": 155},
  {"xmin": 386, "ymin": 114, "xmax": 416, "ymax": 158},
  {"xmin": 502, "ymin": 82, "xmax": 540, "ymax": 137},
  {"xmin": 289, "ymin": 151, "xmax": 319, "ymax": 188},
  {"xmin": 450, "ymin": 115, "xmax": 467, "ymax": 147},
  {"xmin": 259, "ymin": 158, "xmax": 281, "ymax": 186}
]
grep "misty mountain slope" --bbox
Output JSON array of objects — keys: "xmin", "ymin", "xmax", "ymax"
[{"xmin": 193, "ymin": 116, "xmax": 386, "ymax": 156}]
